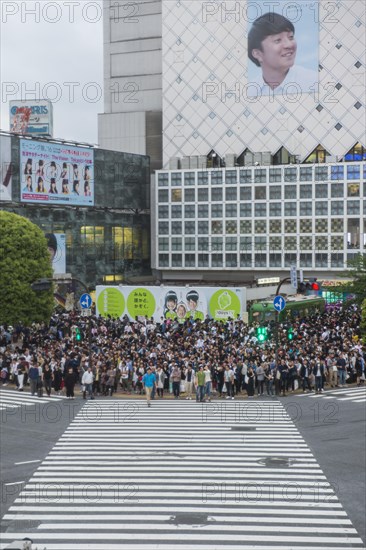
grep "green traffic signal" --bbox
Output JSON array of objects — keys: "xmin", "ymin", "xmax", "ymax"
[
  {"xmin": 256, "ymin": 327, "xmax": 268, "ymax": 342},
  {"xmin": 287, "ymin": 328, "xmax": 294, "ymax": 341},
  {"xmin": 75, "ymin": 328, "xmax": 82, "ymax": 341}
]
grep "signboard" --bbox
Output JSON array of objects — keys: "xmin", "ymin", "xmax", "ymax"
[
  {"xmin": 80, "ymin": 293, "xmax": 93, "ymax": 309},
  {"xmin": 20, "ymin": 138, "xmax": 94, "ymax": 206},
  {"xmin": 0, "ymin": 134, "xmax": 12, "ymax": 201},
  {"xmin": 273, "ymin": 295, "xmax": 286, "ymax": 312},
  {"xmin": 96, "ymin": 286, "xmax": 246, "ymax": 322},
  {"xmin": 10, "ymin": 100, "xmax": 53, "ymax": 137},
  {"xmin": 46, "ymin": 233, "xmax": 66, "ymax": 275},
  {"xmin": 290, "ymin": 265, "xmax": 298, "ymax": 289}
]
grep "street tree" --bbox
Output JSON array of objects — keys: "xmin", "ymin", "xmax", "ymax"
[
  {"xmin": 339, "ymin": 253, "xmax": 366, "ymax": 306},
  {"xmin": 0, "ymin": 211, "xmax": 54, "ymax": 325}
]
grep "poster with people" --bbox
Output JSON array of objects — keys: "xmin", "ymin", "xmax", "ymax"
[
  {"xmin": 0, "ymin": 135, "xmax": 12, "ymax": 201},
  {"xmin": 96, "ymin": 286, "xmax": 246, "ymax": 322},
  {"xmin": 45, "ymin": 233, "xmax": 66, "ymax": 275},
  {"xmin": 20, "ymin": 138, "xmax": 94, "ymax": 206}
]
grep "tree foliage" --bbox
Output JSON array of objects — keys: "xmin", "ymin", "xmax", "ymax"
[
  {"xmin": 0, "ymin": 211, "xmax": 54, "ymax": 325},
  {"xmin": 339, "ymin": 253, "xmax": 366, "ymax": 306}
]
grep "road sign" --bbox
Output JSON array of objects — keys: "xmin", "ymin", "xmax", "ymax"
[
  {"xmin": 81, "ymin": 309, "xmax": 92, "ymax": 317},
  {"xmin": 273, "ymin": 295, "xmax": 286, "ymax": 312},
  {"xmin": 80, "ymin": 293, "xmax": 92, "ymax": 309},
  {"xmin": 290, "ymin": 265, "xmax": 298, "ymax": 289}
]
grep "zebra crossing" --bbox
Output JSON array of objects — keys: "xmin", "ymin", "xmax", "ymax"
[
  {"xmin": 302, "ymin": 386, "xmax": 366, "ymax": 404},
  {"xmin": 0, "ymin": 388, "xmax": 68, "ymax": 410},
  {"xmin": 1, "ymin": 399, "xmax": 364, "ymax": 549}
]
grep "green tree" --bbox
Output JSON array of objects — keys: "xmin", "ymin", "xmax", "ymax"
[
  {"xmin": 0, "ymin": 211, "xmax": 54, "ymax": 325},
  {"xmin": 361, "ymin": 298, "xmax": 366, "ymax": 344},
  {"xmin": 339, "ymin": 253, "xmax": 366, "ymax": 306}
]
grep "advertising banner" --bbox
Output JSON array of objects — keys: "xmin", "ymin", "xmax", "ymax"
[
  {"xmin": 46, "ymin": 233, "xmax": 66, "ymax": 274},
  {"xmin": 20, "ymin": 138, "xmax": 94, "ymax": 206},
  {"xmin": 10, "ymin": 100, "xmax": 53, "ymax": 137},
  {"xmin": 96, "ymin": 286, "xmax": 246, "ymax": 322},
  {"xmin": 0, "ymin": 135, "xmax": 12, "ymax": 201}
]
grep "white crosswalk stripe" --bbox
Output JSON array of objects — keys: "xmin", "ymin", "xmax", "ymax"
[
  {"xmin": 0, "ymin": 388, "xmax": 68, "ymax": 410},
  {"xmin": 301, "ymin": 386, "xmax": 366, "ymax": 404},
  {"xmin": 1, "ymin": 400, "xmax": 364, "ymax": 549}
]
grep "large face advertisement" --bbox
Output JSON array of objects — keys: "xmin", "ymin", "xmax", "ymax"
[
  {"xmin": 0, "ymin": 135, "xmax": 12, "ymax": 201},
  {"xmin": 96, "ymin": 286, "xmax": 245, "ymax": 322},
  {"xmin": 20, "ymin": 139, "xmax": 94, "ymax": 206},
  {"xmin": 46, "ymin": 233, "xmax": 66, "ymax": 275}
]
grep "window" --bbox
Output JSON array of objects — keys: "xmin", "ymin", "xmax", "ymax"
[
  {"xmin": 315, "ymin": 253, "xmax": 328, "ymax": 267},
  {"xmin": 270, "ymin": 236, "xmax": 281, "ymax": 250},
  {"xmin": 226, "ymin": 220, "xmax": 237, "ymax": 234},
  {"xmin": 172, "ymin": 237, "xmax": 182, "ymax": 251},
  {"xmin": 171, "ymin": 189, "xmax": 182, "ymax": 202},
  {"xmin": 315, "ymin": 236, "xmax": 328, "ymax": 250},
  {"xmin": 255, "ymin": 236, "xmax": 267, "ymax": 251},
  {"xmin": 225, "ymin": 170, "xmax": 237, "ymax": 184},
  {"xmin": 158, "ymin": 237, "xmax": 169, "ymax": 251},
  {"xmin": 300, "ymin": 236, "xmax": 312, "ymax": 249},
  {"xmin": 331, "ymin": 235, "xmax": 343, "ymax": 249},
  {"xmin": 184, "ymin": 205, "xmax": 195, "ymax": 218},
  {"xmin": 269, "ymin": 168, "xmax": 281, "ymax": 182},
  {"xmin": 211, "ymin": 187, "xmax": 223, "ymax": 201},
  {"xmin": 185, "ymin": 237, "xmax": 195, "ymax": 250},
  {"xmin": 240, "ymin": 253, "xmax": 252, "ymax": 267},
  {"xmin": 331, "ymin": 201, "xmax": 344, "ymax": 215},
  {"xmin": 315, "ymin": 202, "xmax": 328, "ymax": 216},
  {"xmin": 185, "ymin": 254, "xmax": 196, "ymax": 267},
  {"xmin": 212, "ymin": 254, "xmax": 223, "ymax": 267},
  {"xmin": 270, "ymin": 254, "xmax": 282, "ymax": 267},
  {"xmin": 285, "ymin": 219, "xmax": 296, "ymax": 233},
  {"xmin": 331, "ymin": 183, "xmax": 344, "ymax": 197},
  {"xmin": 345, "ymin": 143, "xmax": 366, "ymax": 162},
  {"xmin": 300, "ymin": 202, "xmax": 312, "ymax": 216},
  {"xmin": 300, "ymin": 184, "xmax": 312, "ymax": 199},
  {"xmin": 255, "ymin": 254, "xmax": 267, "ymax": 267},
  {"xmin": 158, "ymin": 205, "xmax": 169, "ymax": 219},
  {"xmin": 331, "ymin": 253, "xmax": 344, "ymax": 267},
  {"xmin": 158, "ymin": 173, "xmax": 169, "ymax": 186},
  {"xmin": 198, "ymin": 237, "xmax": 209, "ymax": 251},
  {"xmin": 240, "ymin": 237, "xmax": 252, "ymax": 251},
  {"xmin": 171, "ymin": 205, "xmax": 182, "ymax": 218},
  {"xmin": 300, "ymin": 253, "xmax": 312, "ymax": 267},
  {"xmin": 198, "ymin": 188, "xmax": 208, "ymax": 201},
  {"xmin": 270, "ymin": 220, "xmax": 281, "ymax": 233},
  {"xmin": 348, "ymin": 183, "xmax": 360, "ymax": 197},
  {"xmin": 225, "ymin": 187, "xmax": 237, "ymax": 201},
  {"xmin": 284, "ymin": 253, "xmax": 297, "ymax": 266},
  {"xmin": 315, "ymin": 166, "xmax": 328, "ymax": 181},
  {"xmin": 240, "ymin": 220, "xmax": 252, "ymax": 233},
  {"xmin": 211, "ymin": 204, "xmax": 223, "ymax": 217},
  {"xmin": 284, "ymin": 202, "xmax": 297, "ymax": 216},
  {"xmin": 171, "ymin": 172, "xmax": 182, "ymax": 186},
  {"xmin": 300, "ymin": 219, "xmax": 312, "ymax": 233},
  {"xmin": 158, "ymin": 222, "xmax": 169, "ymax": 235},
  {"xmin": 304, "ymin": 145, "xmax": 328, "ymax": 164},
  {"xmin": 284, "ymin": 168, "xmax": 297, "ymax": 182},
  {"xmin": 159, "ymin": 254, "xmax": 169, "ymax": 266},
  {"xmin": 240, "ymin": 187, "xmax": 252, "ymax": 200},
  {"xmin": 226, "ymin": 237, "xmax": 237, "ymax": 251},
  {"xmin": 211, "ymin": 171, "xmax": 223, "ymax": 184},
  {"xmin": 226, "ymin": 253, "xmax": 237, "ymax": 267},
  {"xmin": 255, "ymin": 186, "xmax": 266, "ymax": 200},
  {"xmin": 211, "ymin": 220, "xmax": 222, "ymax": 234},
  {"xmin": 198, "ymin": 221, "xmax": 209, "ymax": 234},
  {"xmin": 172, "ymin": 221, "xmax": 182, "ymax": 234},
  {"xmin": 240, "ymin": 204, "xmax": 252, "ymax": 217},
  {"xmin": 172, "ymin": 254, "xmax": 182, "ymax": 267},
  {"xmin": 198, "ymin": 254, "xmax": 209, "ymax": 267},
  {"xmin": 347, "ymin": 165, "xmax": 360, "ymax": 180},
  {"xmin": 212, "ymin": 237, "xmax": 223, "ymax": 251},
  {"xmin": 239, "ymin": 169, "xmax": 252, "ymax": 183},
  {"xmin": 225, "ymin": 204, "xmax": 237, "ymax": 217},
  {"xmin": 254, "ymin": 169, "xmax": 266, "ymax": 183},
  {"xmin": 331, "ymin": 166, "xmax": 344, "ymax": 180},
  {"xmin": 185, "ymin": 221, "xmax": 195, "ymax": 234},
  {"xmin": 158, "ymin": 189, "xmax": 169, "ymax": 202},
  {"xmin": 331, "ymin": 218, "xmax": 343, "ymax": 232},
  {"xmin": 198, "ymin": 205, "xmax": 209, "ymax": 218},
  {"xmin": 300, "ymin": 167, "xmax": 312, "ymax": 181},
  {"xmin": 255, "ymin": 220, "xmax": 266, "ymax": 233},
  {"xmin": 184, "ymin": 172, "xmax": 195, "ymax": 185},
  {"xmin": 198, "ymin": 172, "xmax": 208, "ymax": 185},
  {"xmin": 284, "ymin": 185, "xmax": 296, "ymax": 199},
  {"xmin": 184, "ymin": 189, "xmax": 195, "ymax": 202},
  {"xmin": 255, "ymin": 203, "xmax": 267, "ymax": 217},
  {"xmin": 284, "ymin": 236, "xmax": 297, "ymax": 249},
  {"xmin": 315, "ymin": 219, "xmax": 328, "ymax": 232},
  {"xmin": 269, "ymin": 202, "xmax": 281, "ymax": 216},
  {"xmin": 270, "ymin": 186, "xmax": 281, "ymax": 200},
  {"xmin": 347, "ymin": 200, "xmax": 360, "ymax": 215},
  {"xmin": 315, "ymin": 184, "xmax": 328, "ymax": 199}
]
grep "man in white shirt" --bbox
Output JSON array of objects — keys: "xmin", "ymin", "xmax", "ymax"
[{"xmin": 82, "ymin": 366, "xmax": 94, "ymax": 400}]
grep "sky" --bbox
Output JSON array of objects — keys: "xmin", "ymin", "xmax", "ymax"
[{"xmin": 0, "ymin": 0, "xmax": 104, "ymax": 144}]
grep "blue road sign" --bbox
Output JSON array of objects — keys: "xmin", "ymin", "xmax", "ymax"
[
  {"xmin": 80, "ymin": 293, "xmax": 92, "ymax": 309},
  {"xmin": 273, "ymin": 295, "xmax": 286, "ymax": 312}
]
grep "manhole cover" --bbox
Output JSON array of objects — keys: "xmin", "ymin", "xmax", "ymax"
[
  {"xmin": 231, "ymin": 426, "xmax": 256, "ymax": 431},
  {"xmin": 168, "ymin": 513, "xmax": 210, "ymax": 525},
  {"xmin": 257, "ymin": 457, "xmax": 295, "ymax": 468}
]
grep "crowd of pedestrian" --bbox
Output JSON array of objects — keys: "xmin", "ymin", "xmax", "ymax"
[{"xmin": 0, "ymin": 304, "xmax": 364, "ymax": 403}]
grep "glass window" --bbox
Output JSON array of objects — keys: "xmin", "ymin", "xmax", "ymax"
[
  {"xmin": 348, "ymin": 183, "xmax": 360, "ymax": 197},
  {"xmin": 315, "ymin": 166, "xmax": 328, "ymax": 181},
  {"xmin": 198, "ymin": 237, "xmax": 209, "ymax": 251},
  {"xmin": 211, "ymin": 187, "xmax": 223, "ymax": 201},
  {"xmin": 226, "ymin": 204, "xmax": 237, "ymax": 217},
  {"xmin": 270, "ymin": 219, "xmax": 281, "ymax": 233},
  {"xmin": 185, "ymin": 254, "xmax": 196, "ymax": 267},
  {"xmin": 158, "ymin": 222, "xmax": 169, "ymax": 235},
  {"xmin": 269, "ymin": 202, "xmax": 281, "ymax": 216},
  {"xmin": 172, "ymin": 254, "xmax": 182, "ymax": 267},
  {"xmin": 347, "ymin": 200, "xmax": 360, "ymax": 215},
  {"xmin": 198, "ymin": 205, "xmax": 209, "ymax": 218},
  {"xmin": 300, "ymin": 184, "xmax": 312, "ymax": 199},
  {"xmin": 255, "ymin": 254, "xmax": 267, "ymax": 267},
  {"xmin": 300, "ymin": 202, "xmax": 312, "ymax": 216},
  {"xmin": 331, "ymin": 201, "xmax": 344, "ymax": 215},
  {"xmin": 198, "ymin": 172, "xmax": 208, "ymax": 185},
  {"xmin": 269, "ymin": 168, "xmax": 281, "ymax": 182},
  {"xmin": 315, "ymin": 218, "xmax": 328, "ymax": 232},
  {"xmin": 171, "ymin": 189, "xmax": 182, "ymax": 202},
  {"xmin": 331, "ymin": 236, "xmax": 343, "ymax": 249},
  {"xmin": 331, "ymin": 218, "xmax": 343, "ymax": 232},
  {"xmin": 198, "ymin": 221, "xmax": 209, "ymax": 234},
  {"xmin": 300, "ymin": 253, "xmax": 312, "ymax": 267},
  {"xmin": 184, "ymin": 205, "xmax": 195, "ymax": 218},
  {"xmin": 269, "ymin": 236, "xmax": 281, "ymax": 250},
  {"xmin": 198, "ymin": 254, "xmax": 209, "ymax": 267},
  {"xmin": 284, "ymin": 167, "xmax": 297, "ymax": 182},
  {"xmin": 315, "ymin": 236, "xmax": 328, "ymax": 250},
  {"xmin": 240, "ymin": 220, "xmax": 252, "ymax": 233},
  {"xmin": 300, "ymin": 236, "xmax": 313, "ymax": 249},
  {"xmin": 212, "ymin": 237, "xmax": 223, "ymax": 251},
  {"xmin": 284, "ymin": 202, "xmax": 297, "ymax": 216},
  {"xmin": 255, "ymin": 236, "xmax": 267, "ymax": 251},
  {"xmin": 211, "ymin": 171, "xmax": 223, "ymax": 184},
  {"xmin": 285, "ymin": 219, "xmax": 296, "ymax": 233},
  {"xmin": 184, "ymin": 172, "xmax": 195, "ymax": 186},
  {"xmin": 159, "ymin": 254, "xmax": 169, "ymax": 267},
  {"xmin": 185, "ymin": 237, "xmax": 195, "ymax": 250},
  {"xmin": 158, "ymin": 237, "xmax": 169, "ymax": 251},
  {"xmin": 198, "ymin": 188, "xmax": 208, "ymax": 201},
  {"xmin": 211, "ymin": 220, "xmax": 222, "ymax": 234},
  {"xmin": 347, "ymin": 165, "xmax": 360, "ymax": 180},
  {"xmin": 300, "ymin": 167, "xmax": 312, "ymax": 181},
  {"xmin": 300, "ymin": 219, "xmax": 312, "ymax": 233},
  {"xmin": 239, "ymin": 169, "xmax": 252, "ymax": 183},
  {"xmin": 171, "ymin": 205, "xmax": 182, "ymax": 218},
  {"xmin": 315, "ymin": 202, "xmax": 328, "ymax": 216},
  {"xmin": 185, "ymin": 221, "xmax": 195, "ymax": 234},
  {"xmin": 212, "ymin": 254, "xmax": 223, "ymax": 267},
  {"xmin": 255, "ymin": 220, "xmax": 266, "ymax": 233},
  {"xmin": 226, "ymin": 253, "xmax": 237, "ymax": 267},
  {"xmin": 254, "ymin": 169, "xmax": 266, "ymax": 183},
  {"xmin": 284, "ymin": 185, "xmax": 297, "ymax": 199},
  {"xmin": 331, "ymin": 253, "xmax": 344, "ymax": 267},
  {"xmin": 255, "ymin": 186, "xmax": 266, "ymax": 200},
  {"xmin": 226, "ymin": 220, "xmax": 237, "ymax": 234},
  {"xmin": 315, "ymin": 184, "xmax": 328, "ymax": 198},
  {"xmin": 270, "ymin": 186, "xmax": 281, "ymax": 200},
  {"xmin": 255, "ymin": 203, "xmax": 267, "ymax": 217},
  {"xmin": 240, "ymin": 186, "xmax": 252, "ymax": 200},
  {"xmin": 315, "ymin": 253, "xmax": 328, "ymax": 267},
  {"xmin": 284, "ymin": 253, "xmax": 297, "ymax": 266},
  {"xmin": 172, "ymin": 221, "xmax": 182, "ymax": 234},
  {"xmin": 240, "ymin": 253, "xmax": 252, "ymax": 267},
  {"xmin": 211, "ymin": 204, "xmax": 223, "ymax": 217},
  {"xmin": 225, "ymin": 187, "xmax": 237, "ymax": 201},
  {"xmin": 270, "ymin": 253, "xmax": 282, "ymax": 267},
  {"xmin": 158, "ymin": 173, "xmax": 169, "ymax": 186},
  {"xmin": 240, "ymin": 237, "xmax": 252, "ymax": 251},
  {"xmin": 225, "ymin": 170, "xmax": 237, "ymax": 184},
  {"xmin": 171, "ymin": 172, "xmax": 182, "ymax": 186},
  {"xmin": 226, "ymin": 237, "xmax": 237, "ymax": 251},
  {"xmin": 184, "ymin": 189, "xmax": 195, "ymax": 202},
  {"xmin": 331, "ymin": 183, "xmax": 344, "ymax": 197},
  {"xmin": 171, "ymin": 237, "xmax": 182, "ymax": 251},
  {"xmin": 331, "ymin": 166, "xmax": 344, "ymax": 180},
  {"xmin": 158, "ymin": 205, "xmax": 169, "ymax": 218},
  {"xmin": 158, "ymin": 189, "xmax": 169, "ymax": 202},
  {"xmin": 285, "ymin": 236, "xmax": 297, "ymax": 249},
  {"xmin": 240, "ymin": 204, "xmax": 252, "ymax": 217}
]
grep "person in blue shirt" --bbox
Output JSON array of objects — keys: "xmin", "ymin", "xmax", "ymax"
[{"xmin": 142, "ymin": 367, "xmax": 156, "ymax": 407}]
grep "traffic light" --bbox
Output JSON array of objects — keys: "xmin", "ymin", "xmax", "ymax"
[
  {"xmin": 287, "ymin": 327, "xmax": 294, "ymax": 341},
  {"xmin": 75, "ymin": 327, "xmax": 82, "ymax": 342},
  {"xmin": 256, "ymin": 327, "xmax": 268, "ymax": 342}
]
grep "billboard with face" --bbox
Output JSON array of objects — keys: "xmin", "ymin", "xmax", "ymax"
[{"xmin": 0, "ymin": 134, "xmax": 12, "ymax": 201}]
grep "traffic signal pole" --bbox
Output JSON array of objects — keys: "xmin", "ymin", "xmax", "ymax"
[{"xmin": 274, "ymin": 277, "xmax": 291, "ymax": 370}]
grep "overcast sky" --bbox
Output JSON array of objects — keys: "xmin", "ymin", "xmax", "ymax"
[{"xmin": 0, "ymin": 0, "xmax": 103, "ymax": 144}]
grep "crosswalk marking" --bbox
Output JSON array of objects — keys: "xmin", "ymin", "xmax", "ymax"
[
  {"xmin": 0, "ymin": 388, "xmax": 68, "ymax": 410},
  {"xmin": 302, "ymin": 386, "xmax": 366, "ymax": 404},
  {"xmin": 1, "ymin": 400, "xmax": 364, "ymax": 550}
]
